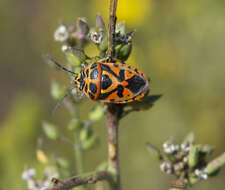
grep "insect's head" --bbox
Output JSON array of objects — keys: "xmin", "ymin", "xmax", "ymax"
[{"xmin": 74, "ymin": 70, "xmax": 86, "ymax": 91}]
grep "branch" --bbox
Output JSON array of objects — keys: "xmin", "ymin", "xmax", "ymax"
[{"xmin": 47, "ymin": 171, "xmax": 116, "ymax": 190}]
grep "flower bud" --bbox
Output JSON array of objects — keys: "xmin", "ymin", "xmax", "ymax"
[
  {"xmin": 188, "ymin": 145, "xmax": 199, "ymax": 168},
  {"xmin": 98, "ymin": 35, "xmax": 108, "ymax": 52},
  {"xmin": 116, "ymin": 22, "xmax": 126, "ymax": 36},
  {"xmin": 116, "ymin": 42, "xmax": 132, "ymax": 61},
  {"xmin": 96, "ymin": 15, "xmax": 105, "ymax": 31},
  {"xmin": 77, "ymin": 18, "xmax": 89, "ymax": 35}
]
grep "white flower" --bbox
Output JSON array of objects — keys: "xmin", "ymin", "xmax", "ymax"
[
  {"xmin": 61, "ymin": 45, "xmax": 68, "ymax": 52},
  {"xmin": 54, "ymin": 25, "xmax": 69, "ymax": 42},
  {"xmin": 194, "ymin": 168, "xmax": 208, "ymax": 180},
  {"xmin": 163, "ymin": 142, "xmax": 179, "ymax": 154},
  {"xmin": 22, "ymin": 168, "xmax": 36, "ymax": 181},
  {"xmin": 89, "ymin": 31, "xmax": 103, "ymax": 44}
]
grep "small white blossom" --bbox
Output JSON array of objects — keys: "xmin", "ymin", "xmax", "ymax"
[
  {"xmin": 163, "ymin": 142, "xmax": 179, "ymax": 154},
  {"xmin": 22, "ymin": 167, "xmax": 59, "ymax": 190},
  {"xmin": 54, "ymin": 25, "xmax": 69, "ymax": 42},
  {"xmin": 160, "ymin": 162, "xmax": 166, "ymax": 171},
  {"xmin": 160, "ymin": 162, "xmax": 173, "ymax": 174},
  {"xmin": 194, "ymin": 168, "xmax": 208, "ymax": 180},
  {"xmin": 89, "ymin": 31, "xmax": 103, "ymax": 44},
  {"xmin": 61, "ymin": 45, "xmax": 68, "ymax": 52},
  {"xmin": 22, "ymin": 168, "xmax": 36, "ymax": 181},
  {"xmin": 181, "ymin": 143, "xmax": 190, "ymax": 153}
]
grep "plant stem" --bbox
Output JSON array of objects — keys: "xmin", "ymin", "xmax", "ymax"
[
  {"xmin": 48, "ymin": 171, "xmax": 116, "ymax": 190},
  {"xmin": 106, "ymin": 104, "xmax": 122, "ymax": 190},
  {"xmin": 74, "ymin": 104, "xmax": 84, "ymax": 174},
  {"xmin": 207, "ymin": 152, "xmax": 225, "ymax": 174},
  {"xmin": 106, "ymin": 0, "xmax": 121, "ymax": 189},
  {"xmin": 107, "ymin": 0, "xmax": 118, "ymax": 58}
]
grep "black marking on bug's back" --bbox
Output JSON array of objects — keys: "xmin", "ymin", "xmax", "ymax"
[
  {"xmin": 88, "ymin": 92, "xmax": 95, "ymax": 100},
  {"xmin": 101, "ymin": 74, "xmax": 112, "ymax": 90},
  {"xmin": 117, "ymin": 85, "xmax": 124, "ymax": 98},
  {"xmin": 90, "ymin": 68, "xmax": 99, "ymax": 80},
  {"xmin": 113, "ymin": 63, "xmax": 119, "ymax": 67},
  {"xmin": 126, "ymin": 75, "xmax": 146, "ymax": 94},
  {"xmin": 119, "ymin": 70, "xmax": 125, "ymax": 81},
  {"xmin": 110, "ymin": 99, "xmax": 115, "ymax": 102},
  {"xmin": 100, "ymin": 63, "xmax": 124, "ymax": 82},
  {"xmin": 85, "ymin": 69, "xmax": 89, "ymax": 77},
  {"xmin": 78, "ymin": 76, "xmax": 85, "ymax": 90},
  {"xmin": 89, "ymin": 83, "xmax": 97, "ymax": 94},
  {"xmin": 84, "ymin": 84, "xmax": 88, "ymax": 93},
  {"xmin": 90, "ymin": 62, "xmax": 97, "ymax": 69},
  {"xmin": 97, "ymin": 88, "xmax": 118, "ymax": 100}
]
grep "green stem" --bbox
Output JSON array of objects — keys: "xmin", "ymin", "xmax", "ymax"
[
  {"xmin": 207, "ymin": 152, "xmax": 225, "ymax": 174},
  {"xmin": 75, "ymin": 134, "xmax": 84, "ymax": 174},
  {"xmin": 74, "ymin": 104, "xmax": 84, "ymax": 174}
]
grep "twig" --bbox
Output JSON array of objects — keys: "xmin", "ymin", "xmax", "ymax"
[
  {"xmin": 105, "ymin": 0, "xmax": 122, "ymax": 190},
  {"xmin": 47, "ymin": 171, "xmax": 116, "ymax": 190},
  {"xmin": 107, "ymin": 0, "xmax": 118, "ymax": 58},
  {"xmin": 106, "ymin": 104, "xmax": 123, "ymax": 190}
]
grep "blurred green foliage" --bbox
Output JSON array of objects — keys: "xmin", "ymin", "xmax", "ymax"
[{"xmin": 0, "ymin": 0, "xmax": 225, "ymax": 190}]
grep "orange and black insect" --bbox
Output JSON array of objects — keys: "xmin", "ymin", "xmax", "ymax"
[{"xmin": 47, "ymin": 56, "xmax": 149, "ymax": 104}]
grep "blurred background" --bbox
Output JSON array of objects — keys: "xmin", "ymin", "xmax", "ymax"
[{"xmin": 0, "ymin": 0, "xmax": 225, "ymax": 189}]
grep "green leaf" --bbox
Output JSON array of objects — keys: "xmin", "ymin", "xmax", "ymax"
[
  {"xmin": 183, "ymin": 132, "xmax": 195, "ymax": 145},
  {"xmin": 65, "ymin": 48, "xmax": 87, "ymax": 67},
  {"xmin": 80, "ymin": 127, "xmax": 93, "ymax": 142},
  {"xmin": 198, "ymin": 144, "xmax": 214, "ymax": 155},
  {"xmin": 51, "ymin": 81, "xmax": 65, "ymax": 100},
  {"xmin": 82, "ymin": 135, "xmax": 100, "ymax": 150},
  {"xmin": 146, "ymin": 142, "xmax": 162, "ymax": 160},
  {"xmin": 67, "ymin": 119, "xmax": 83, "ymax": 131},
  {"xmin": 96, "ymin": 161, "xmax": 108, "ymax": 171},
  {"xmin": 89, "ymin": 105, "xmax": 104, "ymax": 121},
  {"xmin": 42, "ymin": 121, "xmax": 60, "ymax": 140}
]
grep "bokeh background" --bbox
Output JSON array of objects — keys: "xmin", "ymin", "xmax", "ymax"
[{"xmin": 0, "ymin": 0, "xmax": 225, "ymax": 189}]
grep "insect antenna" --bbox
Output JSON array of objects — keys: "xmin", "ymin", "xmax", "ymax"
[
  {"xmin": 52, "ymin": 86, "xmax": 78, "ymax": 115},
  {"xmin": 46, "ymin": 55, "xmax": 78, "ymax": 76}
]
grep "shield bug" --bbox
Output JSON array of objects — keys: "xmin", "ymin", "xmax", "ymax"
[{"xmin": 47, "ymin": 56, "xmax": 149, "ymax": 104}]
